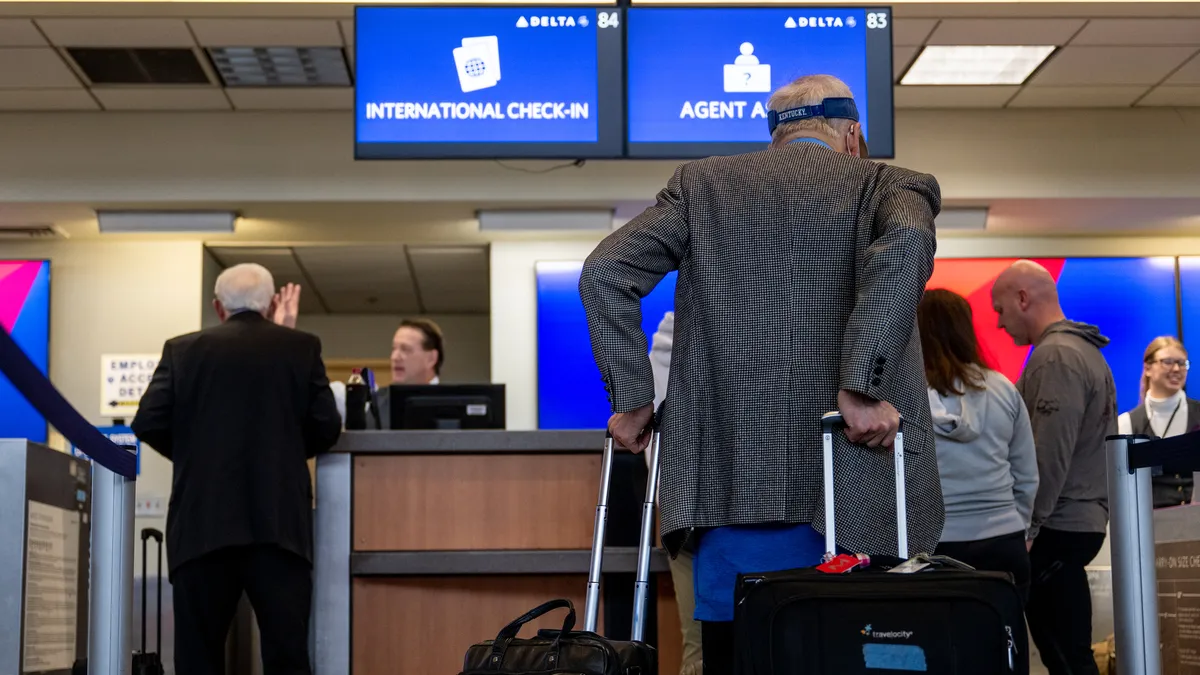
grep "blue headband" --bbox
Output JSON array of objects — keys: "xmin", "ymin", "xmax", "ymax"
[{"xmin": 767, "ymin": 97, "xmax": 859, "ymax": 134}]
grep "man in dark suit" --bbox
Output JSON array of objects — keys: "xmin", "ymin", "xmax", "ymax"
[
  {"xmin": 132, "ymin": 263, "xmax": 342, "ymax": 675},
  {"xmin": 580, "ymin": 74, "xmax": 943, "ymax": 673}
]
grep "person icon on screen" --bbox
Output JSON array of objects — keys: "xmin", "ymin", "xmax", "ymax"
[
  {"xmin": 723, "ymin": 42, "xmax": 771, "ymax": 93},
  {"xmin": 734, "ymin": 42, "xmax": 760, "ymax": 65}
]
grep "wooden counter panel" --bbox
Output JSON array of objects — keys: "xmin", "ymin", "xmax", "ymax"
[
  {"xmin": 352, "ymin": 575, "xmax": 682, "ymax": 675},
  {"xmin": 352, "ymin": 575, "xmax": 601, "ymax": 675},
  {"xmin": 353, "ymin": 454, "xmax": 602, "ymax": 551}
]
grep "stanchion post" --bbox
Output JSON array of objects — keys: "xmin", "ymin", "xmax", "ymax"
[
  {"xmin": 1106, "ymin": 434, "xmax": 1161, "ymax": 675},
  {"xmin": 89, "ymin": 462, "xmax": 136, "ymax": 675}
]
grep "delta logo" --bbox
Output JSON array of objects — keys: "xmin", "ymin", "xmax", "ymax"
[
  {"xmin": 861, "ymin": 624, "xmax": 915, "ymax": 640},
  {"xmin": 783, "ymin": 15, "xmax": 855, "ymax": 29}
]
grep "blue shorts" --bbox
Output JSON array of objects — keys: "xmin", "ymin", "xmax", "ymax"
[{"xmin": 692, "ymin": 523, "xmax": 825, "ymax": 622}]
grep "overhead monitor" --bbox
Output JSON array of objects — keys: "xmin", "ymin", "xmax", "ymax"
[
  {"xmin": 625, "ymin": 6, "xmax": 894, "ymax": 159},
  {"xmin": 354, "ymin": 6, "xmax": 625, "ymax": 159}
]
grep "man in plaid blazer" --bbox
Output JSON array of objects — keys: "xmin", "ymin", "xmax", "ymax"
[{"xmin": 580, "ymin": 74, "xmax": 944, "ymax": 671}]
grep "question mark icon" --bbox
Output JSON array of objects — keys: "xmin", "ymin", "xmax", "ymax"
[{"xmin": 744, "ymin": 72, "xmax": 752, "ymax": 85}]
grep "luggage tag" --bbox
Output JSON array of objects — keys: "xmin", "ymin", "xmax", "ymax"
[
  {"xmin": 817, "ymin": 553, "xmax": 871, "ymax": 574},
  {"xmin": 887, "ymin": 556, "xmax": 931, "ymax": 574}
]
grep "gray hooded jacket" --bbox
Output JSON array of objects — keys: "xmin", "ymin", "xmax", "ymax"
[
  {"xmin": 929, "ymin": 367, "xmax": 1038, "ymax": 543},
  {"xmin": 1016, "ymin": 320, "xmax": 1117, "ymax": 539}
]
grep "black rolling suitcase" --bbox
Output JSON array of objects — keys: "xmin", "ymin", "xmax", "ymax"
[
  {"xmin": 459, "ymin": 431, "xmax": 660, "ymax": 675},
  {"xmin": 733, "ymin": 412, "xmax": 1029, "ymax": 675},
  {"xmin": 132, "ymin": 528, "xmax": 165, "ymax": 675}
]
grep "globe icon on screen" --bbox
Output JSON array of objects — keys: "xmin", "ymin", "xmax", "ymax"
[{"xmin": 465, "ymin": 57, "xmax": 487, "ymax": 78}]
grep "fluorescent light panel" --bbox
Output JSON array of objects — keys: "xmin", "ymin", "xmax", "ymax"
[
  {"xmin": 901, "ymin": 45, "xmax": 1055, "ymax": 86},
  {"xmin": 935, "ymin": 207, "xmax": 989, "ymax": 231},
  {"xmin": 98, "ymin": 211, "xmax": 237, "ymax": 233},
  {"xmin": 478, "ymin": 209, "xmax": 614, "ymax": 231}
]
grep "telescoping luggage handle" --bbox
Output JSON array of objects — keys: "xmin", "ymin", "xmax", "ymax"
[
  {"xmin": 820, "ymin": 411, "xmax": 908, "ymax": 560},
  {"xmin": 140, "ymin": 528, "xmax": 164, "ymax": 659},
  {"xmin": 583, "ymin": 425, "xmax": 661, "ymax": 642}
]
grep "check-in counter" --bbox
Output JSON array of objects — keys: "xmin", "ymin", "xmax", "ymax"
[{"xmin": 312, "ymin": 430, "xmax": 683, "ymax": 675}]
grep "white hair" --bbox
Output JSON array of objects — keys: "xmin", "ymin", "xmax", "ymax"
[
  {"xmin": 214, "ymin": 263, "xmax": 275, "ymax": 315},
  {"xmin": 767, "ymin": 74, "xmax": 855, "ymax": 145}
]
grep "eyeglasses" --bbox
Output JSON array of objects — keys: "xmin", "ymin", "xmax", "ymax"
[{"xmin": 1155, "ymin": 358, "xmax": 1190, "ymax": 370}]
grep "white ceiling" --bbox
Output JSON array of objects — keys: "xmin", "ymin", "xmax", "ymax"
[
  {"xmin": 0, "ymin": 6, "xmax": 1196, "ymax": 111},
  {"xmin": 206, "ymin": 244, "xmax": 490, "ymax": 315}
]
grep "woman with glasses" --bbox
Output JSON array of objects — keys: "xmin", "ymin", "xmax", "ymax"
[{"xmin": 1117, "ymin": 336, "xmax": 1196, "ymax": 507}]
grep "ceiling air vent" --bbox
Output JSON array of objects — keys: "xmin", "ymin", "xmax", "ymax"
[
  {"xmin": 0, "ymin": 226, "xmax": 63, "ymax": 240},
  {"xmin": 67, "ymin": 48, "xmax": 212, "ymax": 85},
  {"xmin": 207, "ymin": 47, "xmax": 351, "ymax": 87}
]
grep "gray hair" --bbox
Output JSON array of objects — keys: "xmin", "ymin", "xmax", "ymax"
[
  {"xmin": 214, "ymin": 263, "xmax": 275, "ymax": 315},
  {"xmin": 767, "ymin": 74, "xmax": 855, "ymax": 145}
]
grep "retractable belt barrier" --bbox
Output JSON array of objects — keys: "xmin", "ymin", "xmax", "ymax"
[
  {"xmin": 1107, "ymin": 431, "xmax": 1200, "ymax": 675},
  {"xmin": 0, "ymin": 324, "xmax": 135, "ymax": 477},
  {"xmin": 1, "ymin": 324, "xmax": 138, "ymax": 675}
]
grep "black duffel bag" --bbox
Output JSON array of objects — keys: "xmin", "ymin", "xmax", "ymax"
[
  {"xmin": 461, "ymin": 429, "xmax": 663, "ymax": 675},
  {"xmin": 460, "ymin": 599, "xmax": 656, "ymax": 675}
]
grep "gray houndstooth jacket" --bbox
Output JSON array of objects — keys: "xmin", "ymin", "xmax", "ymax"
[{"xmin": 580, "ymin": 142, "xmax": 945, "ymax": 559}]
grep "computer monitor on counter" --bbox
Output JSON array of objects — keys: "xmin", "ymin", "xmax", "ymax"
[{"xmin": 388, "ymin": 384, "xmax": 506, "ymax": 430}]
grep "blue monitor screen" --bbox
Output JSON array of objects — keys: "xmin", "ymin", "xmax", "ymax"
[
  {"xmin": 355, "ymin": 6, "xmax": 625, "ymax": 159},
  {"xmin": 625, "ymin": 6, "xmax": 894, "ymax": 159},
  {"xmin": 536, "ymin": 261, "xmax": 676, "ymax": 430},
  {"xmin": 0, "ymin": 260, "xmax": 50, "ymax": 443}
]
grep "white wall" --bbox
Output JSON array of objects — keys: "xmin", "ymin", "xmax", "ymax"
[
  {"xmin": 1, "ymin": 108, "xmax": 1199, "ymax": 205},
  {"xmin": 0, "ymin": 240, "xmax": 205, "ymax": 573},
  {"xmin": 297, "ymin": 313, "xmax": 491, "ymax": 383}
]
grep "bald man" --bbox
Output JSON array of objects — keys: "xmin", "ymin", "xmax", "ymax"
[{"xmin": 991, "ymin": 260, "xmax": 1115, "ymax": 675}]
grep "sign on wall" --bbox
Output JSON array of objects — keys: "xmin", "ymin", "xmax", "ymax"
[
  {"xmin": 70, "ymin": 425, "xmax": 140, "ymax": 475},
  {"xmin": 99, "ymin": 353, "xmax": 159, "ymax": 419}
]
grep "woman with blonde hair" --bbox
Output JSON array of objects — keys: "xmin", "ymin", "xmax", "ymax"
[{"xmin": 1117, "ymin": 336, "xmax": 1198, "ymax": 507}]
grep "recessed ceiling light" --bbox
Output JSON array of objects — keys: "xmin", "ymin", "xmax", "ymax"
[
  {"xmin": 208, "ymin": 47, "xmax": 351, "ymax": 87},
  {"xmin": 901, "ymin": 45, "xmax": 1056, "ymax": 86}
]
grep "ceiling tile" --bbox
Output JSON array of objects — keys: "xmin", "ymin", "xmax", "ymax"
[
  {"xmin": 318, "ymin": 291, "xmax": 419, "ymax": 314},
  {"xmin": 1007, "ymin": 86, "xmax": 1148, "ymax": 108},
  {"xmin": 206, "ymin": 247, "xmax": 323, "ymax": 313},
  {"xmin": 0, "ymin": 20, "xmax": 47, "ymax": 47},
  {"xmin": 926, "ymin": 19, "xmax": 1084, "ymax": 46},
  {"xmin": 0, "ymin": 48, "xmax": 81, "ymax": 89},
  {"xmin": 1072, "ymin": 19, "xmax": 1200, "ymax": 46},
  {"xmin": 227, "ymin": 87, "xmax": 352, "ymax": 111},
  {"xmin": 0, "ymin": 89, "xmax": 97, "ymax": 110},
  {"xmin": 406, "ymin": 246, "xmax": 489, "ymax": 314},
  {"xmin": 188, "ymin": 19, "xmax": 343, "ymax": 48},
  {"xmin": 93, "ymin": 88, "xmax": 230, "ymax": 111},
  {"xmin": 1137, "ymin": 86, "xmax": 1200, "ymax": 107},
  {"xmin": 36, "ymin": 19, "xmax": 194, "ymax": 48},
  {"xmin": 894, "ymin": 85, "xmax": 1018, "ymax": 109},
  {"xmin": 1165, "ymin": 53, "xmax": 1200, "ymax": 85},
  {"xmin": 294, "ymin": 245, "xmax": 419, "ymax": 314},
  {"xmin": 1029, "ymin": 46, "xmax": 1197, "ymax": 86},
  {"xmin": 893, "ymin": 18, "xmax": 937, "ymax": 47},
  {"xmin": 894, "ymin": 45, "xmax": 919, "ymax": 80}
]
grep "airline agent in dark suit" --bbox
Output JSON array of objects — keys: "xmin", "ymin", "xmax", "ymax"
[{"xmin": 132, "ymin": 263, "xmax": 342, "ymax": 675}]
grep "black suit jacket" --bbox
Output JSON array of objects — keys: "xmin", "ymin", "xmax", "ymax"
[{"xmin": 131, "ymin": 312, "xmax": 342, "ymax": 576}]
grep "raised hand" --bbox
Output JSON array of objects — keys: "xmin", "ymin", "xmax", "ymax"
[{"xmin": 273, "ymin": 283, "xmax": 301, "ymax": 328}]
